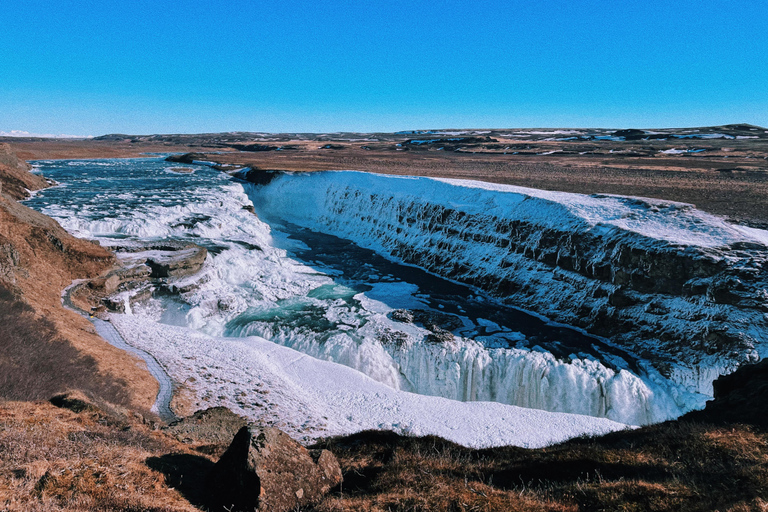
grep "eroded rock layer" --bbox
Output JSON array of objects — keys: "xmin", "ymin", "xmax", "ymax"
[{"xmin": 248, "ymin": 171, "xmax": 768, "ymax": 394}]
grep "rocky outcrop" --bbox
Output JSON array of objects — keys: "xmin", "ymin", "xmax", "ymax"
[
  {"xmin": 165, "ymin": 152, "xmax": 210, "ymax": 164},
  {"xmin": 0, "ymin": 194, "xmax": 114, "ymax": 292},
  {"xmin": 390, "ymin": 308, "xmax": 463, "ymax": 344},
  {"xmin": 234, "ymin": 167, "xmax": 281, "ymax": 186},
  {"xmin": 0, "ymin": 143, "xmax": 31, "ymax": 172},
  {"xmin": 683, "ymin": 359, "xmax": 768, "ymax": 428},
  {"xmin": 0, "ymin": 143, "xmax": 49, "ymax": 200},
  {"xmin": 76, "ymin": 241, "xmax": 209, "ymax": 313},
  {"xmin": 227, "ymin": 143, "xmax": 280, "ymax": 152},
  {"xmin": 144, "ymin": 245, "xmax": 208, "ymax": 279},
  {"xmin": 208, "ymin": 426, "xmax": 342, "ymax": 512},
  {"xmin": 164, "ymin": 407, "xmax": 248, "ymax": 446}
]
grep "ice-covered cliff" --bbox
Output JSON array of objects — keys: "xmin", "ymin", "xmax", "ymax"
[{"xmin": 246, "ymin": 171, "xmax": 768, "ymax": 395}]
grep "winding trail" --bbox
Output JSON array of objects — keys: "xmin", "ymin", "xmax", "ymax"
[{"xmin": 61, "ymin": 282, "xmax": 178, "ymax": 422}]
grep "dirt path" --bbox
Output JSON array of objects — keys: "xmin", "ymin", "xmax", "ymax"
[{"xmin": 61, "ymin": 282, "xmax": 177, "ymax": 422}]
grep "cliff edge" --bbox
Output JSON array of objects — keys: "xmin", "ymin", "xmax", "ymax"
[{"xmin": 0, "ymin": 143, "xmax": 49, "ymax": 200}]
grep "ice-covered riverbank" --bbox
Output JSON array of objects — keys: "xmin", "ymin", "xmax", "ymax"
[{"xmin": 247, "ymin": 170, "xmax": 768, "ymax": 397}]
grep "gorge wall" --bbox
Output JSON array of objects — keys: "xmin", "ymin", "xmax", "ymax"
[{"xmin": 246, "ymin": 170, "xmax": 768, "ymax": 395}]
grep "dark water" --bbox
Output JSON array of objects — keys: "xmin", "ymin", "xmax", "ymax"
[{"xmin": 274, "ymin": 223, "xmax": 640, "ymax": 373}]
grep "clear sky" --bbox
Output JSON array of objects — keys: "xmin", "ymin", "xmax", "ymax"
[{"xmin": 1, "ymin": 0, "xmax": 766, "ymax": 135}]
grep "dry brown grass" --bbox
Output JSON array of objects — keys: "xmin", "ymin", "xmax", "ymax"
[
  {"xmin": 0, "ymin": 191, "xmax": 159, "ymax": 410},
  {"xmin": 8, "ymin": 136, "xmax": 768, "ymax": 226},
  {"xmin": 0, "ymin": 399, "xmax": 208, "ymax": 511},
  {"xmin": 0, "ymin": 286, "xmax": 131, "ymax": 405},
  {"xmin": 313, "ymin": 421, "xmax": 768, "ymax": 512},
  {"xmin": 4, "ymin": 400, "xmax": 767, "ymax": 512}
]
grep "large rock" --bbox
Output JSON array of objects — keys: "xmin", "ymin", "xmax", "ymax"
[
  {"xmin": 144, "ymin": 245, "xmax": 208, "ymax": 279},
  {"xmin": 208, "ymin": 426, "xmax": 342, "ymax": 512},
  {"xmin": 235, "ymin": 167, "xmax": 282, "ymax": 186},
  {"xmin": 164, "ymin": 407, "xmax": 248, "ymax": 446},
  {"xmin": 683, "ymin": 359, "xmax": 768, "ymax": 428},
  {"xmin": 165, "ymin": 152, "xmax": 210, "ymax": 164}
]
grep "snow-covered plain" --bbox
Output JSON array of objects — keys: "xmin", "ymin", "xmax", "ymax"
[{"xmin": 110, "ymin": 314, "xmax": 630, "ymax": 448}]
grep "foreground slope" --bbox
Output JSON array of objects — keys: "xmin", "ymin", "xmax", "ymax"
[{"xmin": 2, "ymin": 364, "xmax": 767, "ymax": 511}]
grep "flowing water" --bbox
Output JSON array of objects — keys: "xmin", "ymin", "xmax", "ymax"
[{"xmin": 26, "ymin": 157, "xmax": 696, "ymax": 425}]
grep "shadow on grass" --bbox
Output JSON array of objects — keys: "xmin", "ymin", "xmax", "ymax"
[
  {"xmin": 0, "ymin": 285, "xmax": 131, "ymax": 405},
  {"xmin": 146, "ymin": 453, "xmax": 215, "ymax": 508}
]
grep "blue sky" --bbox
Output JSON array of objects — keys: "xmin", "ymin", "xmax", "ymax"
[{"xmin": 1, "ymin": 0, "xmax": 766, "ymax": 135}]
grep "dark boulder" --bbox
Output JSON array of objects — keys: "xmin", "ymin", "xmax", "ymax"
[
  {"xmin": 165, "ymin": 153, "xmax": 209, "ymax": 164},
  {"xmin": 683, "ymin": 359, "xmax": 768, "ymax": 428},
  {"xmin": 228, "ymin": 143, "xmax": 280, "ymax": 152},
  {"xmin": 612, "ymin": 129, "xmax": 647, "ymax": 140},
  {"xmin": 208, "ymin": 426, "xmax": 342, "ymax": 512},
  {"xmin": 235, "ymin": 168, "xmax": 282, "ymax": 186}
]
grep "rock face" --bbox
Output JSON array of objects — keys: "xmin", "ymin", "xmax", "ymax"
[
  {"xmin": 235, "ymin": 167, "xmax": 281, "ymax": 186},
  {"xmin": 144, "ymin": 245, "xmax": 208, "ymax": 279},
  {"xmin": 0, "ymin": 143, "xmax": 49, "ymax": 200},
  {"xmin": 684, "ymin": 359, "xmax": 768, "ymax": 428},
  {"xmin": 0, "ymin": 194, "xmax": 114, "ymax": 292},
  {"xmin": 80, "ymin": 241, "xmax": 208, "ymax": 313},
  {"xmin": 0, "ymin": 143, "xmax": 31, "ymax": 172},
  {"xmin": 208, "ymin": 426, "xmax": 342, "ymax": 512},
  {"xmin": 252, "ymin": 172, "xmax": 768, "ymax": 395}
]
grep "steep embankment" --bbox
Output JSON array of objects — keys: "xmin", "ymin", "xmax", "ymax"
[
  {"xmin": 0, "ymin": 143, "xmax": 49, "ymax": 200},
  {"xmin": 247, "ymin": 170, "xmax": 768, "ymax": 396},
  {"xmin": 0, "ymin": 144, "xmax": 157, "ymax": 410}
]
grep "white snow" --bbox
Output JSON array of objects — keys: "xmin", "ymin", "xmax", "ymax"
[
  {"xmin": 110, "ymin": 314, "xmax": 631, "ymax": 449},
  {"xmin": 246, "ymin": 170, "xmax": 768, "ymax": 404},
  {"xmin": 676, "ymin": 133, "xmax": 735, "ymax": 139},
  {"xmin": 250, "ymin": 170, "xmax": 768, "ymax": 252},
  {"xmin": 659, "ymin": 148, "xmax": 706, "ymax": 155}
]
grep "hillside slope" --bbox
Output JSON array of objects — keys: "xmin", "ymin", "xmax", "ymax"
[
  {"xmin": 0, "ymin": 143, "xmax": 49, "ymax": 200},
  {"xmin": 0, "ymin": 144, "xmax": 157, "ymax": 410}
]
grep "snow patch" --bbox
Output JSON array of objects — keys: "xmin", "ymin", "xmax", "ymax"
[{"xmin": 110, "ymin": 315, "xmax": 631, "ymax": 448}]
